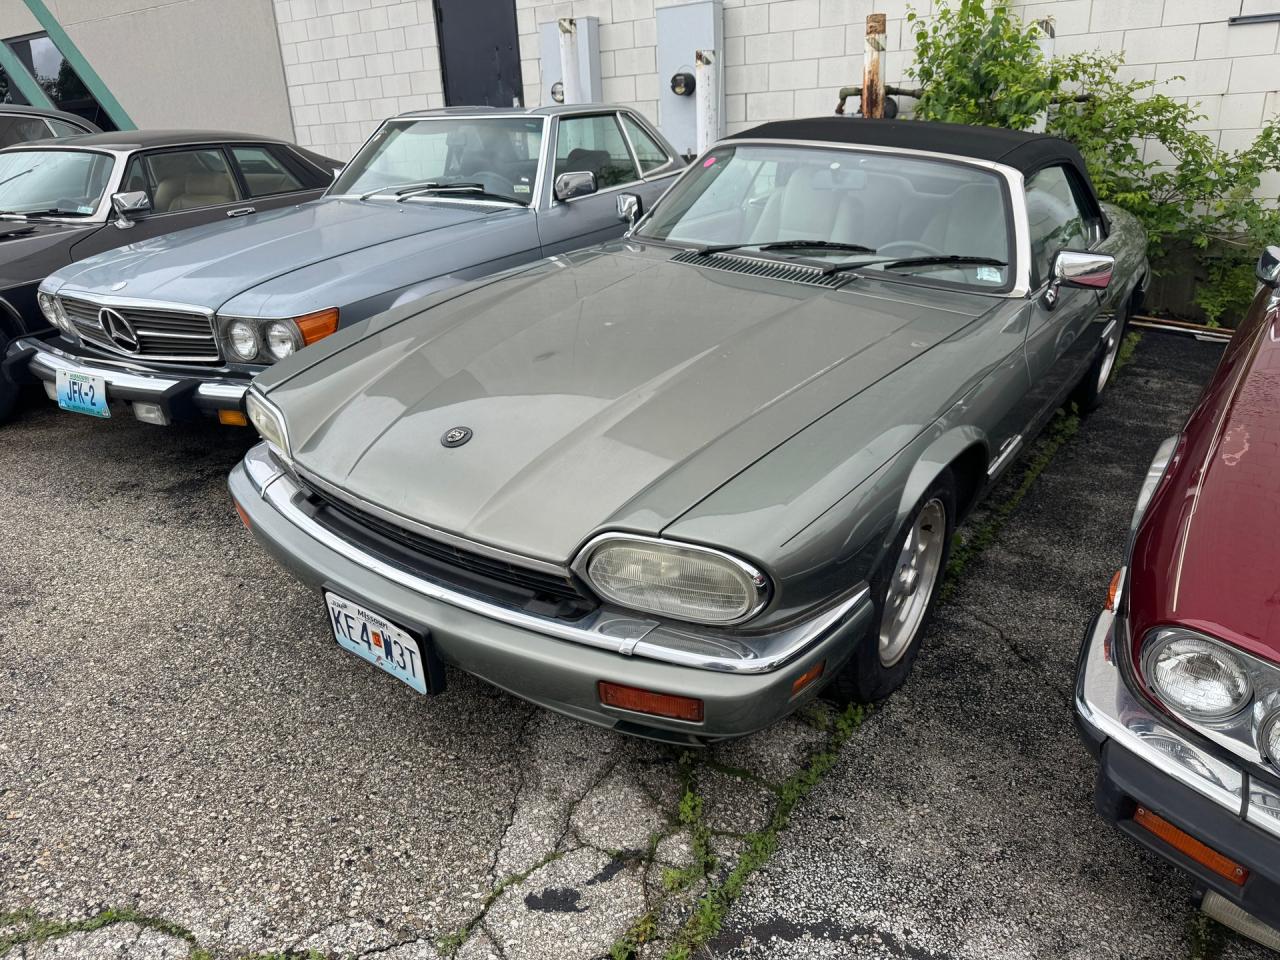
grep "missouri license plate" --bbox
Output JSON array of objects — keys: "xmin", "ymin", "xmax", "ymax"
[
  {"xmin": 55, "ymin": 370, "xmax": 109, "ymax": 418},
  {"xmin": 325, "ymin": 592, "xmax": 428, "ymax": 694}
]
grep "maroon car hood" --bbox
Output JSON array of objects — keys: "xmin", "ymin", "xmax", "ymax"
[{"xmin": 1130, "ymin": 301, "xmax": 1280, "ymax": 665}]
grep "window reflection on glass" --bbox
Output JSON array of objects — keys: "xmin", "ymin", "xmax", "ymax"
[
  {"xmin": 0, "ymin": 65, "xmax": 30, "ymax": 105},
  {"xmin": 6, "ymin": 32, "xmax": 115, "ymax": 131}
]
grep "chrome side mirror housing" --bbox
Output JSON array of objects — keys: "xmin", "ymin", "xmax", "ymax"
[
  {"xmin": 1256, "ymin": 245, "xmax": 1280, "ymax": 287},
  {"xmin": 554, "ymin": 171, "xmax": 597, "ymax": 202},
  {"xmin": 111, "ymin": 190, "xmax": 152, "ymax": 229},
  {"xmin": 616, "ymin": 192, "xmax": 641, "ymax": 226},
  {"xmin": 1045, "ymin": 249, "xmax": 1115, "ymax": 308}
]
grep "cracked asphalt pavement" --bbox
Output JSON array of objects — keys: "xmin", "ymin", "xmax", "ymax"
[{"xmin": 0, "ymin": 330, "xmax": 1271, "ymax": 959}]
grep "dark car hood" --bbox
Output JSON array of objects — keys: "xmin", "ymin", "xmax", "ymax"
[
  {"xmin": 45, "ymin": 199, "xmax": 499, "ymax": 310},
  {"xmin": 265, "ymin": 245, "xmax": 995, "ymax": 563},
  {"xmin": 0, "ymin": 218, "xmax": 98, "ymax": 289}
]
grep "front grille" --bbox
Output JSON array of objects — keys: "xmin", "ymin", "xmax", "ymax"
[
  {"xmin": 59, "ymin": 296, "xmax": 221, "ymax": 364},
  {"xmin": 671, "ymin": 249, "xmax": 851, "ymax": 288},
  {"xmin": 298, "ymin": 478, "xmax": 599, "ymax": 620}
]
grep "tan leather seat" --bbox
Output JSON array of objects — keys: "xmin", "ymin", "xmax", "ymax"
[{"xmin": 153, "ymin": 172, "xmax": 238, "ymax": 212}]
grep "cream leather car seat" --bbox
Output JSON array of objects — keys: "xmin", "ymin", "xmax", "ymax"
[{"xmin": 154, "ymin": 172, "xmax": 237, "ymax": 212}]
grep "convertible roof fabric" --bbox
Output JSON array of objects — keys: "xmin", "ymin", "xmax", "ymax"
[{"xmin": 731, "ymin": 117, "xmax": 1091, "ymax": 182}]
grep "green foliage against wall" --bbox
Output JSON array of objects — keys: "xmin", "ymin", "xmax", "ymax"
[{"xmin": 906, "ymin": 1, "xmax": 1280, "ymax": 325}]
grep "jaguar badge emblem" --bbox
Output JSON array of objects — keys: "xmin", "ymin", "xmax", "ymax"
[{"xmin": 441, "ymin": 426, "xmax": 473, "ymax": 448}]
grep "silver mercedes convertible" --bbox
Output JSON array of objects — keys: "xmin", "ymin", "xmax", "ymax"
[{"xmin": 230, "ymin": 118, "xmax": 1148, "ymax": 744}]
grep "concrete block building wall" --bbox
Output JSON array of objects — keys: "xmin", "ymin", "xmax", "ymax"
[{"xmin": 266, "ymin": 0, "xmax": 1280, "ymax": 163}]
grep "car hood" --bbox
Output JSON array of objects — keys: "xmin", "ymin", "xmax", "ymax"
[
  {"xmin": 265, "ymin": 245, "xmax": 995, "ymax": 563},
  {"xmin": 44, "ymin": 198, "xmax": 500, "ymax": 310},
  {"xmin": 0, "ymin": 218, "xmax": 97, "ymax": 289}
]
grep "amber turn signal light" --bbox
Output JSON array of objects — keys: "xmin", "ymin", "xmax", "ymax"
[
  {"xmin": 233, "ymin": 498, "xmax": 251, "ymax": 530},
  {"xmin": 1134, "ymin": 806, "xmax": 1249, "ymax": 886},
  {"xmin": 792, "ymin": 660, "xmax": 825, "ymax": 696},
  {"xmin": 297, "ymin": 307, "xmax": 340, "ymax": 346},
  {"xmin": 598, "ymin": 681, "xmax": 704, "ymax": 722},
  {"xmin": 1105, "ymin": 568, "xmax": 1124, "ymax": 612},
  {"xmin": 218, "ymin": 409, "xmax": 248, "ymax": 427}
]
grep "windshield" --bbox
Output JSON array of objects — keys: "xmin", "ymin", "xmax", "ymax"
[
  {"xmin": 0, "ymin": 149, "xmax": 113, "ymax": 217},
  {"xmin": 332, "ymin": 117, "xmax": 544, "ymax": 205},
  {"xmin": 636, "ymin": 144, "xmax": 1013, "ymax": 290}
]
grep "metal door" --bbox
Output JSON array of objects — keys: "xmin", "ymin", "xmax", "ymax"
[{"xmin": 433, "ymin": 0, "xmax": 523, "ymax": 107}]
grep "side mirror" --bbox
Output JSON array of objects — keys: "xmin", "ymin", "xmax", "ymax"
[
  {"xmin": 330, "ymin": 164, "xmax": 344, "ymax": 182},
  {"xmin": 616, "ymin": 192, "xmax": 642, "ymax": 226},
  {"xmin": 111, "ymin": 190, "xmax": 151, "ymax": 229},
  {"xmin": 1046, "ymin": 249, "xmax": 1114, "ymax": 308},
  {"xmin": 554, "ymin": 170, "xmax": 597, "ymax": 202},
  {"xmin": 1256, "ymin": 245, "xmax": 1280, "ymax": 287}
]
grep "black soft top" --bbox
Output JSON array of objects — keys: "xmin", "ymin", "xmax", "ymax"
[{"xmin": 732, "ymin": 117, "xmax": 1094, "ymax": 186}]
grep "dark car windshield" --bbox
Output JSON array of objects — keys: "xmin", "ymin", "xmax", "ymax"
[
  {"xmin": 332, "ymin": 117, "xmax": 544, "ymax": 206},
  {"xmin": 0, "ymin": 148, "xmax": 113, "ymax": 217},
  {"xmin": 635, "ymin": 144, "xmax": 1013, "ymax": 290}
]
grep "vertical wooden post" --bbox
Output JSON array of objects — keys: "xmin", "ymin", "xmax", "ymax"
[{"xmin": 862, "ymin": 13, "xmax": 886, "ymax": 119}]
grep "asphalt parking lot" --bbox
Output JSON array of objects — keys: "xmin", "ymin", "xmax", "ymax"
[{"xmin": 0, "ymin": 330, "xmax": 1272, "ymax": 960}]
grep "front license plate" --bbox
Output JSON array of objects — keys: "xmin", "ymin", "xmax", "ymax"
[
  {"xmin": 325, "ymin": 592, "xmax": 427, "ymax": 694},
  {"xmin": 55, "ymin": 370, "xmax": 109, "ymax": 418}
]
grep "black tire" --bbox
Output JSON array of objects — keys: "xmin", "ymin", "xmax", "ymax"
[
  {"xmin": 1072, "ymin": 299, "xmax": 1130, "ymax": 413},
  {"xmin": 825, "ymin": 470, "xmax": 957, "ymax": 705}
]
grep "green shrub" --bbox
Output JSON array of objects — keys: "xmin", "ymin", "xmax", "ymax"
[{"xmin": 906, "ymin": 0, "xmax": 1280, "ymax": 325}]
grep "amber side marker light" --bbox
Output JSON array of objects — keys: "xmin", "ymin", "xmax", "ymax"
[
  {"xmin": 598, "ymin": 681, "xmax": 704, "ymax": 722},
  {"xmin": 219, "ymin": 409, "xmax": 249, "ymax": 427},
  {"xmin": 1134, "ymin": 806, "xmax": 1249, "ymax": 885},
  {"xmin": 1105, "ymin": 568, "xmax": 1124, "ymax": 612},
  {"xmin": 792, "ymin": 660, "xmax": 825, "ymax": 696},
  {"xmin": 297, "ymin": 307, "xmax": 340, "ymax": 346},
  {"xmin": 233, "ymin": 499, "xmax": 251, "ymax": 530}
]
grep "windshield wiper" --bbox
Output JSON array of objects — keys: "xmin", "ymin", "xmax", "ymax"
[
  {"xmin": 0, "ymin": 167, "xmax": 34, "ymax": 190},
  {"xmin": 399, "ymin": 183, "xmax": 528, "ymax": 206},
  {"xmin": 758, "ymin": 240, "xmax": 877, "ymax": 254},
  {"xmin": 872, "ymin": 255, "xmax": 1008, "ymax": 271},
  {"xmin": 357, "ymin": 180, "xmax": 440, "ymax": 201}
]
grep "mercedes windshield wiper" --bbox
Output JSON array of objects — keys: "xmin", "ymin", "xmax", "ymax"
[
  {"xmin": 398, "ymin": 183, "xmax": 529, "ymax": 206},
  {"xmin": 357, "ymin": 180, "xmax": 439, "ymax": 201},
  {"xmin": 873, "ymin": 255, "xmax": 1008, "ymax": 270}
]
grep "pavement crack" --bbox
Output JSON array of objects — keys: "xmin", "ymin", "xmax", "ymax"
[{"xmin": 964, "ymin": 608, "xmax": 1071, "ymax": 698}]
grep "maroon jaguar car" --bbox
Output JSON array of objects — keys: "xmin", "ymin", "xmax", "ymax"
[{"xmin": 1075, "ymin": 247, "xmax": 1280, "ymax": 950}]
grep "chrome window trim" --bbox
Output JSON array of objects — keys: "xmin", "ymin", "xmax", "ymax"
[
  {"xmin": 548, "ymin": 112, "xmax": 654, "ymax": 207},
  {"xmin": 0, "ymin": 145, "xmax": 125, "ymax": 224},
  {"xmin": 643, "ymin": 138, "xmax": 1032, "ymax": 298},
  {"xmin": 243, "ymin": 444, "xmax": 864, "ymax": 674},
  {"xmin": 326, "ymin": 114, "xmax": 550, "ymax": 210},
  {"xmin": 617, "ymin": 109, "xmax": 681, "ymax": 177},
  {"xmin": 570, "ymin": 532, "xmax": 772, "ymax": 626}
]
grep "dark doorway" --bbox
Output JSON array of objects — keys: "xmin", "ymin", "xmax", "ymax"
[{"xmin": 433, "ymin": 0, "xmax": 523, "ymax": 108}]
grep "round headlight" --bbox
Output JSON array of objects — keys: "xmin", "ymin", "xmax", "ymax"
[
  {"xmin": 582, "ymin": 537, "xmax": 767, "ymax": 624},
  {"xmin": 1145, "ymin": 632, "xmax": 1252, "ymax": 720},
  {"xmin": 1263, "ymin": 712, "xmax": 1280, "ymax": 765},
  {"xmin": 37, "ymin": 291, "xmax": 64, "ymax": 330},
  {"xmin": 227, "ymin": 320, "xmax": 259, "ymax": 361},
  {"xmin": 263, "ymin": 320, "xmax": 301, "ymax": 361}
]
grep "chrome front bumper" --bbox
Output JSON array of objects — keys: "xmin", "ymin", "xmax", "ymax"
[
  {"xmin": 230, "ymin": 443, "xmax": 875, "ymax": 742},
  {"xmin": 5, "ymin": 336, "xmax": 248, "ymax": 419},
  {"xmin": 1076, "ymin": 604, "xmax": 1280, "ymax": 930}
]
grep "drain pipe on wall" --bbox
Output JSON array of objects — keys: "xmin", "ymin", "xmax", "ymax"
[
  {"xmin": 558, "ymin": 19, "xmax": 582, "ymax": 104},
  {"xmin": 694, "ymin": 49, "xmax": 719, "ymax": 155}
]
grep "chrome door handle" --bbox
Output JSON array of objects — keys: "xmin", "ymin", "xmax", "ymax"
[{"xmin": 227, "ymin": 206, "xmax": 256, "ymax": 218}]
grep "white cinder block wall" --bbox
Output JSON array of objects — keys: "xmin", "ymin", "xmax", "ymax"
[{"xmin": 271, "ymin": 0, "xmax": 1280, "ymax": 164}]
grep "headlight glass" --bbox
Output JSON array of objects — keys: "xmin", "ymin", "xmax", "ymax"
[
  {"xmin": 582, "ymin": 537, "xmax": 767, "ymax": 624},
  {"xmin": 227, "ymin": 320, "xmax": 259, "ymax": 361},
  {"xmin": 263, "ymin": 320, "xmax": 301, "ymax": 360},
  {"xmin": 245, "ymin": 391, "xmax": 289, "ymax": 456},
  {"xmin": 1263, "ymin": 713, "xmax": 1280, "ymax": 765},
  {"xmin": 1145, "ymin": 632, "xmax": 1252, "ymax": 720},
  {"xmin": 37, "ymin": 291, "xmax": 65, "ymax": 330}
]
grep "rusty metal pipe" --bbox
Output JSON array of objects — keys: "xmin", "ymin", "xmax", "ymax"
[{"xmin": 862, "ymin": 13, "xmax": 886, "ymax": 119}]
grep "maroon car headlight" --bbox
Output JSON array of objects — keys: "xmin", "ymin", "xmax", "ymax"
[
  {"xmin": 576, "ymin": 535, "xmax": 770, "ymax": 625},
  {"xmin": 1263, "ymin": 712, "xmax": 1280, "ymax": 766},
  {"xmin": 1143, "ymin": 629, "xmax": 1253, "ymax": 721}
]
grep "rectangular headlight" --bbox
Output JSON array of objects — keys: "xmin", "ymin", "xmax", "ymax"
[
  {"xmin": 245, "ymin": 390, "xmax": 290, "ymax": 458},
  {"xmin": 578, "ymin": 535, "xmax": 769, "ymax": 625}
]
